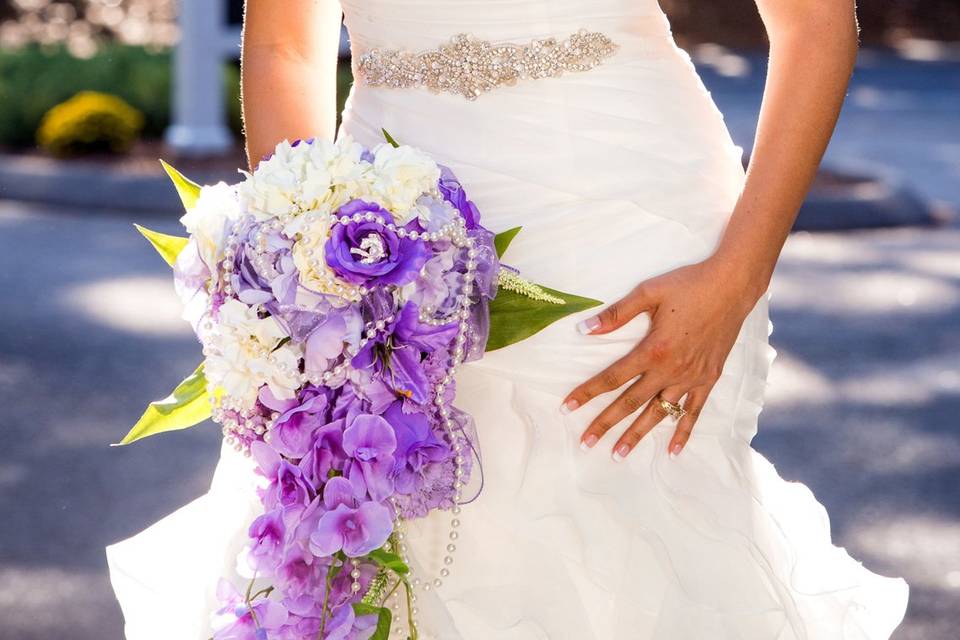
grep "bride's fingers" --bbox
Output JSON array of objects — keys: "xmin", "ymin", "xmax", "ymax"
[
  {"xmin": 575, "ymin": 282, "xmax": 656, "ymax": 336},
  {"xmin": 561, "ymin": 349, "xmax": 646, "ymax": 413},
  {"xmin": 577, "ymin": 374, "xmax": 664, "ymax": 450},
  {"xmin": 611, "ymin": 386, "xmax": 686, "ymax": 462},
  {"xmin": 667, "ymin": 384, "xmax": 712, "ymax": 457}
]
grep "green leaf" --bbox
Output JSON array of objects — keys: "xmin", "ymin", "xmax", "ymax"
[
  {"xmin": 113, "ymin": 363, "xmax": 211, "ymax": 446},
  {"xmin": 352, "ymin": 604, "xmax": 392, "ymax": 639},
  {"xmin": 367, "ymin": 548, "xmax": 410, "ymax": 575},
  {"xmin": 352, "ymin": 603, "xmax": 381, "ymax": 616},
  {"xmin": 159, "ymin": 158, "xmax": 202, "ymax": 211},
  {"xmin": 381, "ymin": 128, "xmax": 400, "ymax": 148},
  {"xmin": 486, "ymin": 284, "xmax": 603, "ymax": 352},
  {"xmin": 494, "ymin": 226, "xmax": 522, "ymax": 258},
  {"xmin": 372, "ymin": 607, "xmax": 392, "ymax": 640},
  {"xmin": 134, "ymin": 223, "xmax": 189, "ymax": 267}
]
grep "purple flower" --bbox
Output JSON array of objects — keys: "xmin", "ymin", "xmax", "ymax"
[
  {"xmin": 309, "ymin": 476, "xmax": 393, "ymax": 558},
  {"xmin": 438, "ymin": 165, "xmax": 480, "ymax": 229},
  {"xmin": 273, "ymin": 547, "xmax": 329, "ymax": 601},
  {"xmin": 304, "ymin": 306, "xmax": 362, "ymax": 375},
  {"xmin": 212, "ymin": 580, "xmax": 289, "ymax": 640},
  {"xmin": 386, "ymin": 401, "xmax": 451, "ymax": 494},
  {"xmin": 342, "ymin": 414, "xmax": 397, "ymax": 502},
  {"xmin": 247, "ymin": 509, "xmax": 286, "ymax": 572},
  {"xmin": 309, "ymin": 501, "xmax": 393, "ymax": 558},
  {"xmin": 299, "ymin": 419, "xmax": 347, "ymax": 486},
  {"xmin": 269, "ymin": 461, "xmax": 313, "ymax": 517},
  {"xmin": 394, "ymin": 300, "xmax": 458, "ymax": 353},
  {"xmin": 324, "ymin": 200, "xmax": 428, "ymax": 287},
  {"xmin": 351, "ymin": 302, "xmax": 454, "ymax": 406},
  {"xmin": 271, "ymin": 385, "xmax": 332, "ymax": 458}
]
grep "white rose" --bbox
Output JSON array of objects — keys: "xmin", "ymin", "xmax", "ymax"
[{"xmin": 370, "ymin": 143, "xmax": 440, "ymax": 222}]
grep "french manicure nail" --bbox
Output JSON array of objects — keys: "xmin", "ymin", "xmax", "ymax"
[
  {"xmin": 560, "ymin": 399, "xmax": 579, "ymax": 415},
  {"xmin": 580, "ymin": 434, "xmax": 598, "ymax": 451},
  {"xmin": 576, "ymin": 316, "xmax": 602, "ymax": 335},
  {"xmin": 669, "ymin": 443, "xmax": 683, "ymax": 458},
  {"xmin": 612, "ymin": 443, "xmax": 630, "ymax": 462}
]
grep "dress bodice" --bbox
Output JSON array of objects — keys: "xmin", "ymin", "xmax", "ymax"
[{"xmin": 340, "ymin": 0, "xmax": 672, "ymax": 53}]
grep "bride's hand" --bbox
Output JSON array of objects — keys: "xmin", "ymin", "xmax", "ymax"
[{"xmin": 561, "ymin": 257, "xmax": 762, "ymax": 461}]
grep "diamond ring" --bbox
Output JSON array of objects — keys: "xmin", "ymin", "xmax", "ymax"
[{"xmin": 657, "ymin": 396, "xmax": 687, "ymax": 420}]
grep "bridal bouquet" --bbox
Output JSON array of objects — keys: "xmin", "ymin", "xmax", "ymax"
[{"xmin": 118, "ymin": 131, "xmax": 599, "ymax": 640}]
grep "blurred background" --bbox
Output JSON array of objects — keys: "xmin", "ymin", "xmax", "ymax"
[{"xmin": 0, "ymin": 1, "xmax": 957, "ymax": 638}]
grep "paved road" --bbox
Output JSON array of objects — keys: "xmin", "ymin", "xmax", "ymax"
[
  {"xmin": 697, "ymin": 48, "xmax": 960, "ymax": 211},
  {"xmin": 1, "ymin": 201, "xmax": 957, "ymax": 639}
]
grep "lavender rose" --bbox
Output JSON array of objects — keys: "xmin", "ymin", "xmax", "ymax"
[{"xmin": 324, "ymin": 199, "xmax": 428, "ymax": 287}]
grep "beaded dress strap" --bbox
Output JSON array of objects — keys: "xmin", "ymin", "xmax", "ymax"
[{"xmin": 354, "ymin": 29, "xmax": 619, "ymax": 100}]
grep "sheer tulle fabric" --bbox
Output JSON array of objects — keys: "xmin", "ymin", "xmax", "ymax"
[{"xmin": 107, "ymin": 1, "xmax": 908, "ymax": 637}]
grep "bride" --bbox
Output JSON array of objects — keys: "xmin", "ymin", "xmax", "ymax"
[{"xmin": 108, "ymin": 0, "xmax": 910, "ymax": 638}]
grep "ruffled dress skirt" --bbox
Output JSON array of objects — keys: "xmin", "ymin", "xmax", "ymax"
[{"xmin": 108, "ymin": 4, "xmax": 909, "ymax": 638}]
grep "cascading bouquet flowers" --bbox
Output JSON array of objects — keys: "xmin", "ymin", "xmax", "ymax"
[{"xmin": 117, "ymin": 130, "xmax": 599, "ymax": 640}]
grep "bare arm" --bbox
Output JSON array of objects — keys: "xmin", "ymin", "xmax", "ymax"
[
  {"xmin": 565, "ymin": 0, "xmax": 859, "ymax": 460},
  {"xmin": 713, "ymin": 0, "xmax": 860, "ymax": 299},
  {"xmin": 241, "ymin": 0, "xmax": 343, "ymax": 170}
]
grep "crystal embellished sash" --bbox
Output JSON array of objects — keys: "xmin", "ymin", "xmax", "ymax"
[{"xmin": 355, "ymin": 29, "xmax": 619, "ymax": 100}]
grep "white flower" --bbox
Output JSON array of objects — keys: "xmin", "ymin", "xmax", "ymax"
[
  {"xmin": 239, "ymin": 136, "xmax": 379, "ymax": 220},
  {"xmin": 288, "ymin": 210, "xmax": 360, "ymax": 305},
  {"xmin": 238, "ymin": 140, "xmax": 305, "ymax": 218},
  {"xmin": 179, "ymin": 182, "xmax": 241, "ymax": 275},
  {"xmin": 370, "ymin": 143, "xmax": 440, "ymax": 223},
  {"xmin": 203, "ymin": 298, "xmax": 302, "ymax": 409}
]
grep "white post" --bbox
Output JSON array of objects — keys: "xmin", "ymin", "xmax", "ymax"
[{"xmin": 165, "ymin": 0, "xmax": 234, "ymax": 156}]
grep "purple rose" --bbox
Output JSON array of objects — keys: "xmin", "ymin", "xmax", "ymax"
[{"xmin": 324, "ymin": 199, "xmax": 428, "ymax": 287}]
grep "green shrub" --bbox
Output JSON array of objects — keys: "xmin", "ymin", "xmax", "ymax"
[
  {"xmin": 37, "ymin": 91, "xmax": 144, "ymax": 156},
  {"xmin": 0, "ymin": 43, "xmax": 241, "ymax": 149}
]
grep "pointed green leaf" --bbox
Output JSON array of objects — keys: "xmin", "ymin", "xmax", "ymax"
[
  {"xmin": 372, "ymin": 607, "xmax": 392, "ymax": 640},
  {"xmin": 494, "ymin": 226, "xmax": 522, "ymax": 258},
  {"xmin": 134, "ymin": 223, "xmax": 189, "ymax": 267},
  {"xmin": 486, "ymin": 285, "xmax": 603, "ymax": 352},
  {"xmin": 113, "ymin": 363, "xmax": 211, "ymax": 446},
  {"xmin": 381, "ymin": 128, "xmax": 400, "ymax": 148},
  {"xmin": 159, "ymin": 159, "xmax": 202, "ymax": 211}
]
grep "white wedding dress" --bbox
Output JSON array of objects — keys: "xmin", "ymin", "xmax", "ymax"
[{"xmin": 107, "ymin": 1, "xmax": 910, "ymax": 638}]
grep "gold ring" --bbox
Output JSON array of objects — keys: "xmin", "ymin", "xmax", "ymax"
[{"xmin": 657, "ymin": 396, "xmax": 686, "ymax": 420}]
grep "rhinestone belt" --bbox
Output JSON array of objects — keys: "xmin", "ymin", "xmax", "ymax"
[{"xmin": 355, "ymin": 29, "xmax": 619, "ymax": 100}]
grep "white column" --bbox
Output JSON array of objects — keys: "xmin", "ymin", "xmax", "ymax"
[{"xmin": 164, "ymin": 0, "xmax": 234, "ymax": 156}]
